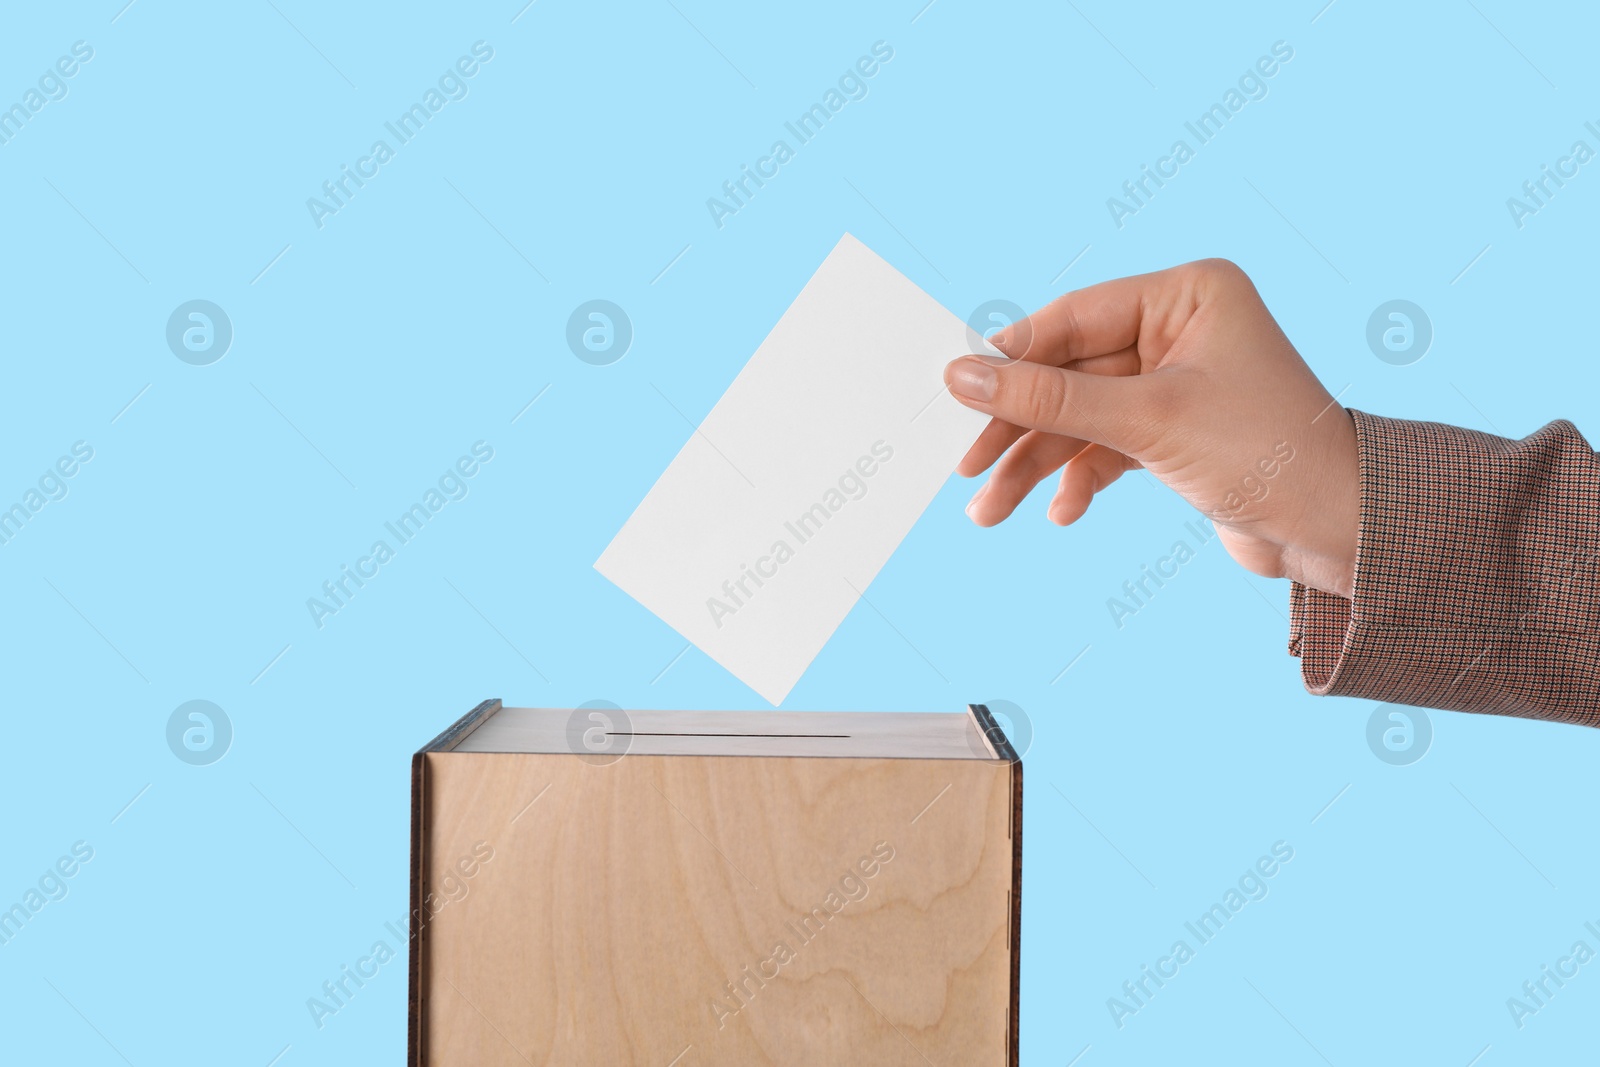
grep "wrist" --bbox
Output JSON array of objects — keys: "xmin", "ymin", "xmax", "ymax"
[{"xmin": 1283, "ymin": 408, "xmax": 1360, "ymax": 598}]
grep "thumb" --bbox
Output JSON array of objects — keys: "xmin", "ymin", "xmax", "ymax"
[{"xmin": 944, "ymin": 354, "xmax": 1156, "ymax": 455}]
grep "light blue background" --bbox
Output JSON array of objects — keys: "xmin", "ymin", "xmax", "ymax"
[{"xmin": 2, "ymin": 1, "xmax": 1596, "ymax": 1063}]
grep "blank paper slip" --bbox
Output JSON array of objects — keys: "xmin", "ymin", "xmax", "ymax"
[{"xmin": 595, "ymin": 234, "xmax": 993, "ymax": 704}]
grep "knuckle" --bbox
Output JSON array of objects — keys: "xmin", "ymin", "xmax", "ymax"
[
  {"xmin": 1136, "ymin": 375, "xmax": 1183, "ymax": 431},
  {"xmin": 1054, "ymin": 301, "xmax": 1087, "ymax": 361},
  {"xmin": 1190, "ymin": 257, "xmax": 1245, "ymax": 280},
  {"xmin": 1036, "ymin": 291, "xmax": 1085, "ymax": 361},
  {"xmin": 1022, "ymin": 368, "xmax": 1072, "ymax": 429},
  {"xmin": 1186, "ymin": 257, "xmax": 1254, "ymax": 296}
]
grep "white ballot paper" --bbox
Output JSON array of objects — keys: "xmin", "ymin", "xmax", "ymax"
[{"xmin": 596, "ymin": 233, "xmax": 994, "ymax": 704}]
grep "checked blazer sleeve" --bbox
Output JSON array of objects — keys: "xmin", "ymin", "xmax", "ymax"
[{"xmin": 1288, "ymin": 409, "xmax": 1600, "ymax": 727}]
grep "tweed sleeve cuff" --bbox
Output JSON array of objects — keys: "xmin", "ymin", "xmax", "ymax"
[{"xmin": 1288, "ymin": 409, "xmax": 1600, "ymax": 727}]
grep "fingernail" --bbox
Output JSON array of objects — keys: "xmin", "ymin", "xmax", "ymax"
[
  {"xmin": 965, "ymin": 484, "xmax": 988, "ymax": 520},
  {"xmin": 947, "ymin": 358, "xmax": 998, "ymax": 402}
]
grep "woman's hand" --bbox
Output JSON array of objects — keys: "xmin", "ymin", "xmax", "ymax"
[{"xmin": 944, "ymin": 259, "xmax": 1360, "ymax": 598}]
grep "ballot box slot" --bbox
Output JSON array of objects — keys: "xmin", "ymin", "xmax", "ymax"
[{"xmin": 609, "ymin": 732, "xmax": 851, "ymax": 738}]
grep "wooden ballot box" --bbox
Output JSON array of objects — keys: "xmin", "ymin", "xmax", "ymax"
[{"xmin": 409, "ymin": 700, "xmax": 1022, "ymax": 1065}]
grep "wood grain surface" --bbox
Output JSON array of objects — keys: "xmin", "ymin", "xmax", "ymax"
[{"xmin": 419, "ymin": 750, "xmax": 1015, "ymax": 1065}]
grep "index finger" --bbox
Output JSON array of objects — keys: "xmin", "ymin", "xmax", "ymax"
[{"xmin": 955, "ymin": 349, "xmax": 1141, "ymax": 477}]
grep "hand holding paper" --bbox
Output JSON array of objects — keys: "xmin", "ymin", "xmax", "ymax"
[{"xmin": 945, "ymin": 258, "xmax": 1360, "ymax": 598}]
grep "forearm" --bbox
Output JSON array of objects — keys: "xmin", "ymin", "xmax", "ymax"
[{"xmin": 1289, "ymin": 410, "xmax": 1600, "ymax": 726}]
